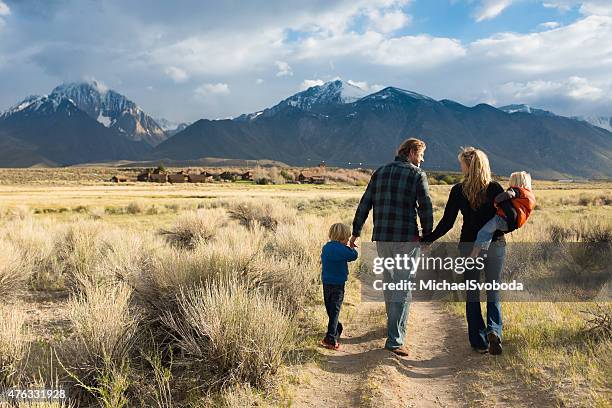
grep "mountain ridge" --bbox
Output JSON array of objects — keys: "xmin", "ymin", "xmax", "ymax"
[
  {"xmin": 153, "ymin": 80, "xmax": 612, "ymax": 178},
  {"xmin": 1, "ymin": 79, "xmax": 611, "ymax": 178}
]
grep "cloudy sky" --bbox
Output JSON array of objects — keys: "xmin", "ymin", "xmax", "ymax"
[{"xmin": 0, "ymin": 0, "xmax": 611, "ymax": 122}]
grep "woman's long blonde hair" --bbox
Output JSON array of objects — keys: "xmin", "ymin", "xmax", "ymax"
[{"xmin": 458, "ymin": 147, "xmax": 492, "ymax": 209}]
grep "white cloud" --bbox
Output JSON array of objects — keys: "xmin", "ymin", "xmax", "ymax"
[
  {"xmin": 581, "ymin": 0, "xmax": 612, "ymax": 16},
  {"xmin": 297, "ymin": 31, "xmax": 466, "ymax": 68},
  {"xmin": 0, "ymin": 1, "xmax": 10, "ymax": 16},
  {"xmin": 543, "ymin": 1, "xmax": 612, "ymax": 16},
  {"xmin": 539, "ymin": 21, "xmax": 561, "ymax": 29},
  {"xmin": 369, "ymin": 34, "xmax": 467, "ymax": 67},
  {"xmin": 164, "ymin": 66, "xmax": 188, "ymax": 83},
  {"xmin": 347, "ymin": 80, "xmax": 384, "ymax": 92},
  {"xmin": 149, "ymin": 28, "xmax": 286, "ymax": 76},
  {"xmin": 498, "ymin": 76, "xmax": 609, "ymax": 103},
  {"xmin": 542, "ymin": 1, "xmax": 574, "ymax": 11},
  {"xmin": 474, "ymin": 0, "xmax": 515, "ymax": 22},
  {"xmin": 195, "ymin": 83, "xmax": 230, "ymax": 96},
  {"xmin": 565, "ymin": 76, "xmax": 605, "ymax": 100},
  {"xmin": 367, "ymin": 9, "xmax": 411, "ymax": 33},
  {"xmin": 300, "ymin": 79, "xmax": 325, "ymax": 89},
  {"xmin": 256, "ymin": 78, "xmax": 264, "ymax": 84},
  {"xmin": 275, "ymin": 60, "xmax": 293, "ymax": 77},
  {"xmin": 0, "ymin": 0, "xmax": 8, "ymax": 29},
  {"xmin": 470, "ymin": 15, "xmax": 612, "ymax": 74}
]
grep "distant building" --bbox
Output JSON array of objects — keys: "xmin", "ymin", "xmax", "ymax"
[
  {"xmin": 219, "ymin": 171, "xmax": 238, "ymax": 181},
  {"xmin": 137, "ymin": 171, "xmax": 151, "ymax": 182},
  {"xmin": 188, "ymin": 173, "xmax": 212, "ymax": 183},
  {"xmin": 168, "ymin": 172, "xmax": 188, "ymax": 183},
  {"xmin": 110, "ymin": 176, "xmax": 128, "ymax": 183},
  {"xmin": 150, "ymin": 173, "xmax": 168, "ymax": 183},
  {"xmin": 298, "ymin": 170, "xmax": 326, "ymax": 184},
  {"xmin": 241, "ymin": 170, "xmax": 254, "ymax": 181}
]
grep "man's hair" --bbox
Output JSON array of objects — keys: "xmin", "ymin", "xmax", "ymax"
[
  {"xmin": 397, "ymin": 138, "xmax": 426, "ymax": 157},
  {"xmin": 509, "ymin": 171, "xmax": 532, "ymax": 190},
  {"xmin": 328, "ymin": 223, "xmax": 351, "ymax": 241}
]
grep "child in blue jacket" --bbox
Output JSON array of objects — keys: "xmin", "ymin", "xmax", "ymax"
[{"xmin": 320, "ymin": 223, "xmax": 358, "ymax": 350}]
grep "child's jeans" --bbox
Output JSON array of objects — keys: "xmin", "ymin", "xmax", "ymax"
[
  {"xmin": 323, "ymin": 283, "xmax": 345, "ymax": 345},
  {"xmin": 475, "ymin": 215, "xmax": 509, "ymax": 250}
]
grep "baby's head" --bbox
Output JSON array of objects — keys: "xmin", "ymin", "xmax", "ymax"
[
  {"xmin": 509, "ymin": 171, "xmax": 532, "ymax": 189},
  {"xmin": 329, "ymin": 222, "xmax": 351, "ymax": 244}
]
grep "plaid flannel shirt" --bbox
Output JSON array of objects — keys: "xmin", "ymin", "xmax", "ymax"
[{"xmin": 352, "ymin": 156, "xmax": 433, "ymax": 242}]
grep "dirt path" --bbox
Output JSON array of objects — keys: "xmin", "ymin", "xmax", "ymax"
[{"xmin": 291, "ymin": 301, "xmax": 553, "ymax": 408}]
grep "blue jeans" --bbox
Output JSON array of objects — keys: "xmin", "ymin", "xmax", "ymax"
[
  {"xmin": 376, "ymin": 242, "xmax": 420, "ymax": 350},
  {"xmin": 323, "ymin": 283, "xmax": 345, "ymax": 345},
  {"xmin": 464, "ymin": 243, "xmax": 505, "ymax": 350},
  {"xmin": 475, "ymin": 215, "xmax": 508, "ymax": 251}
]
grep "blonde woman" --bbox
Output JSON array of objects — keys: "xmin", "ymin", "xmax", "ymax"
[{"xmin": 422, "ymin": 147, "xmax": 514, "ymax": 355}]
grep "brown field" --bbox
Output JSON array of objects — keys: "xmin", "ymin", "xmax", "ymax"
[{"xmin": 0, "ymin": 167, "xmax": 610, "ymax": 407}]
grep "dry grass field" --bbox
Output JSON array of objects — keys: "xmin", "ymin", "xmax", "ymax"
[{"xmin": 0, "ymin": 167, "xmax": 610, "ymax": 407}]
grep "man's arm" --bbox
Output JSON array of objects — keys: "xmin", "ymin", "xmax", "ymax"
[
  {"xmin": 416, "ymin": 171, "xmax": 433, "ymax": 236},
  {"xmin": 351, "ymin": 172, "xmax": 376, "ymax": 243}
]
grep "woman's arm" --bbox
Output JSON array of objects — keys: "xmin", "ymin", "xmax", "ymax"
[{"xmin": 422, "ymin": 185, "xmax": 460, "ymax": 242}]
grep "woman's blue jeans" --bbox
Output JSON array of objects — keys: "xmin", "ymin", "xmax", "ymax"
[{"xmin": 463, "ymin": 243, "xmax": 505, "ymax": 350}]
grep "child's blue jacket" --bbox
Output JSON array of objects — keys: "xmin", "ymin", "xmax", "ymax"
[{"xmin": 321, "ymin": 240, "xmax": 358, "ymax": 284}]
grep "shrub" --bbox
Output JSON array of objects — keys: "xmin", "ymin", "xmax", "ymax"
[
  {"xmin": 577, "ymin": 221, "xmax": 612, "ymax": 243},
  {"xmin": 160, "ymin": 209, "xmax": 225, "ymax": 249},
  {"xmin": 98, "ymin": 230, "xmax": 155, "ymax": 283},
  {"xmin": 88, "ymin": 207, "xmax": 105, "ymax": 220},
  {"xmin": 3, "ymin": 219, "xmax": 59, "ymax": 291},
  {"xmin": 227, "ymin": 200, "xmax": 296, "ymax": 231},
  {"xmin": 126, "ymin": 202, "xmax": 145, "ymax": 215},
  {"xmin": 162, "ymin": 279, "xmax": 295, "ymax": 388},
  {"xmin": 133, "ymin": 225, "xmax": 266, "ymax": 319},
  {"xmin": 254, "ymin": 255, "xmax": 319, "ymax": 312},
  {"xmin": 264, "ymin": 218, "xmax": 322, "ymax": 265},
  {"xmin": 253, "ymin": 166, "xmax": 284, "ymax": 185},
  {"xmin": 582, "ymin": 303, "xmax": 612, "ymax": 340},
  {"xmin": 0, "ymin": 304, "xmax": 29, "ymax": 386},
  {"xmin": 0, "ymin": 239, "xmax": 30, "ymax": 299},
  {"xmin": 61, "ymin": 283, "xmax": 139, "ymax": 404},
  {"xmin": 55, "ymin": 220, "xmax": 109, "ymax": 292}
]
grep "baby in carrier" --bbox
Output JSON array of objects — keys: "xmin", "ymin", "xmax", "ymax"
[{"xmin": 471, "ymin": 171, "xmax": 536, "ymax": 257}]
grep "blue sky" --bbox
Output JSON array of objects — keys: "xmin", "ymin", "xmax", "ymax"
[{"xmin": 0, "ymin": 0, "xmax": 610, "ymax": 122}]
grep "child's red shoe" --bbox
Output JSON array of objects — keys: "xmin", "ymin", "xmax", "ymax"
[{"xmin": 320, "ymin": 338, "xmax": 340, "ymax": 350}]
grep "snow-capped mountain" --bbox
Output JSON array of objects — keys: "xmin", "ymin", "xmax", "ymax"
[
  {"xmin": 236, "ymin": 80, "xmax": 369, "ymax": 121},
  {"xmin": 155, "ymin": 118, "xmax": 191, "ymax": 137},
  {"xmin": 0, "ymin": 91, "xmax": 149, "ymax": 167},
  {"xmin": 499, "ymin": 104, "xmax": 556, "ymax": 116},
  {"xmin": 573, "ymin": 116, "xmax": 612, "ymax": 132},
  {"xmin": 360, "ymin": 86, "xmax": 434, "ymax": 103},
  {"xmin": 1, "ymin": 93, "xmax": 85, "ymax": 121},
  {"xmin": 155, "ymin": 81, "xmax": 612, "ymax": 179},
  {"xmin": 51, "ymin": 81, "xmax": 167, "ymax": 146}
]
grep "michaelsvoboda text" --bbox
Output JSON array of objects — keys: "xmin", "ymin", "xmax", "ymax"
[{"xmin": 372, "ymin": 279, "xmax": 524, "ymax": 292}]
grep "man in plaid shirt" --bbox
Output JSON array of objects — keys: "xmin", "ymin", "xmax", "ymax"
[{"xmin": 350, "ymin": 138, "xmax": 433, "ymax": 356}]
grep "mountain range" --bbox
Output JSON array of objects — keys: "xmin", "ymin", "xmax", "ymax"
[{"xmin": 1, "ymin": 80, "xmax": 611, "ymax": 178}]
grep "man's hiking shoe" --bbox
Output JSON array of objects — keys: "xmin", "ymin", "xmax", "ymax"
[
  {"xmin": 386, "ymin": 346, "xmax": 409, "ymax": 357},
  {"xmin": 473, "ymin": 347, "xmax": 489, "ymax": 354},
  {"xmin": 487, "ymin": 332, "xmax": 502, "ymax": 355},
  {"xmin": 320, "ymin": 338, "xmax": 340, "ymax": 350}
]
